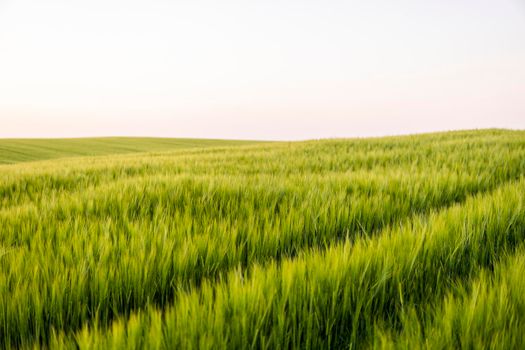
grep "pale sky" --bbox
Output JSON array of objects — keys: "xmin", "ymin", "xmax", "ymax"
[{"xmin": 1, "ymin": 0, "xmax": 524, "ymax": 140}]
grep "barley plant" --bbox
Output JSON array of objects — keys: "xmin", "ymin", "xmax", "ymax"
[{"xmin": 0, "ymin": 129, "xmax": 524, "ymax": 349}]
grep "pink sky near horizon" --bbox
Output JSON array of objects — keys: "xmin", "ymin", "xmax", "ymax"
[{"xmin": 1, "ymin": 0, "xmax": 524, "ymax": 140}]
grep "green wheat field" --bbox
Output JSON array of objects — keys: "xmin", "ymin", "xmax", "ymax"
[{"xmin": 1, "ymin": 129, "xmax": 525, "ymax": 349}]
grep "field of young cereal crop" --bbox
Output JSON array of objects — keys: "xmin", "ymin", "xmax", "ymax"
[{"xmin": 1, "ymin": 129, "xmax": 524, "ymax": 349}]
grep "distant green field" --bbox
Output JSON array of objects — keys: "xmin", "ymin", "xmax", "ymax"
[
  {"xmin": 1, "ymin": 129, "xmax": 525, "ymax": 349},
  {"xmin": 0, "ymin": 137, "xmax": 259, "ymax": 164}
]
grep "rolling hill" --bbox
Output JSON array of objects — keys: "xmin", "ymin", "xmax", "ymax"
[
  {"xmin": 0, "ymin": 137, "xmax": 259, "ymax": 164},
  {"xmin": 0, "ymin": 129, "xmax": 524, "ymax": 349}
]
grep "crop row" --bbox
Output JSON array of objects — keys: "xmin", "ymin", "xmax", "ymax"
[
  {"xmin": 45, "ymin": 178, "xmax": 525, "ymax": 349},
  {"xmin": 2, "ymin": 169, "xmax": 517, "ymax": 347}
]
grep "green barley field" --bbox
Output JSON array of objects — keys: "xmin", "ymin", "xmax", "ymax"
[{"xmin": 1, "ymin": 129, "xmax": 525, "ymax": 349}]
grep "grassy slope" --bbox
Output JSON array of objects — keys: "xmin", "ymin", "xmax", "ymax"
[
  {"xmin": 0, "ymin": 129, "xmax": 524, "ymax": 349},
  {"xmin": 0, "ymin": 137, "xmax": 259, "ymax": 164}
]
